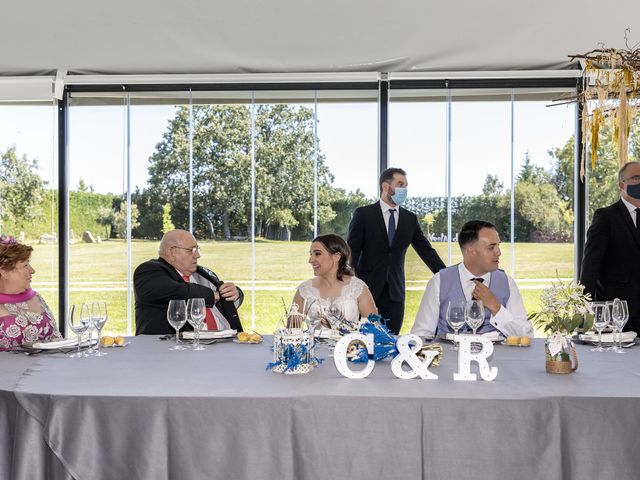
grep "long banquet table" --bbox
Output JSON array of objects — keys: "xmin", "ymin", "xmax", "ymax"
[{"xmin": 1, "ymin": 335, "xmax": 640, "ymax": 480}]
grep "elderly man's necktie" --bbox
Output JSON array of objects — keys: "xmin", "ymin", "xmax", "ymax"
[
  {"xmin": 388, "ymin": 209, "xmax": 396, "ymax": 245},
  {"xmin": 181, "ymin": 274, "xmax": 218, "ymax": 330},
  {"xmin": 636, "ymin": 208, "xmax": 640, "ymax": 233}
]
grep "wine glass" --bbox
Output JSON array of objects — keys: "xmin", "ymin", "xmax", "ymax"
[
  {"xmin": 91, "ymin": 301, "xmax": 108, "ymax": 356},
  {"xmin": 446, "ymin": 300, "xmax": 467, "ymax": 351},
  {"xmin": 611, "ymin": 299, "xmax": 629, "ymax": 354},
  {"xmin": 167, "ymin": 299, "xmax": 188, "ymax": 350},
  {"xmin": 590, "ymin": 301, "xmax": 610, "ymax": 352},
  {"xmin": 68, "ymin": 304, "xmax": 89, "ymax": 358},
  {"xmin": 79, "ymin": 302, "xmax": 96, "ymax": 355},
  {"xmin": 465, "ymin": 299, "xmax": 485, "ymax": 353},
  {"xmin": 465, "ymin": 300, "xmax": 484, "ymax": 335},
  {"xmin": 187, "ymin": 298, "xmax": 206, "ymax": 351},
  {"xmin": 327, "ymin": 301, "xmax": 344, "ymax": 337}
]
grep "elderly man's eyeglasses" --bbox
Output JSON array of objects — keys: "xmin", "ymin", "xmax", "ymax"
[
  {"xmin": 171, "ymin": 246, "xmax": 200, "ymax": 255},
  {"xmin": 622, "ymin": 175, "xmax": 640, "ymax": 185}
]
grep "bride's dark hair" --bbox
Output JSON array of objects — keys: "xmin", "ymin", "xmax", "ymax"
[{"xmin": 312, "ymin": 234, "xmax": 354, "ymax": 281}]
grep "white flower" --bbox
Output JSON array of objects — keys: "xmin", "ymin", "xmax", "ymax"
[
  {"xmin": 15, "ymin": 315, "xmax": 28, "ymax": 327},
  {"xmin": 22, "ymin": 325, "xmax": 39, "ymax": 343},
  {"xmin": 5, "ymin": 324, "xmax": 22, "ymax": 338}
]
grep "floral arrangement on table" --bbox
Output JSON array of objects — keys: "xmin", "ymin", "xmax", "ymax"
[
  {"xmin": 529, "ymin": 279, "xmax": 594, "ymax": 334},
  {"xmin": 528, "ymin": 278, "xmax": 594, "ymax": 373}
]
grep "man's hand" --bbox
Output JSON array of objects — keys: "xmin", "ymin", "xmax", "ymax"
[
  {"xmin": 471, "ymin": 280, "xmax": 501, "ymax": 315},
  {"xmin": 218, "ymin": 282, "xmax": 240, "ymax": 302}
]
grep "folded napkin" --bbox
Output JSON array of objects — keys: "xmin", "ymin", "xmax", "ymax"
[
  {"xmin": 182, "ymin": 329, "xmax": 236, "ymax": 340},
  {"xmin": 29, "ymin": 337, "xmax": 86, "ymax": 350},
  {"xmin": 445, "ymin": 331, "xmax": 503, "ymax": 341},
  {"xmin": 579, "ymin": 331, "xmax": 637, "ymax": 343}
]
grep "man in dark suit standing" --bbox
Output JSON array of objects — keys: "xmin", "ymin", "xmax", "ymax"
[
  {"xmin": 580, "ymin": 161, "xmax": 640, "ymax": 333},
  {"xmin": 347, "ymin": 167, "xmax": 446, "ymax": 334},
  {"xmin": 134, "ymin": 229, "xmax": 244, "ymax": 335}
]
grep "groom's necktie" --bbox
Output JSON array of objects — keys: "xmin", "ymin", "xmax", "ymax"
[
  {"xmin": 388, "ymin": 209, "xmax": 396, "ymax": 246},
  {"xmin": 470, "ymin": 277, "xmax": 484, "ymax": 300},
  {"xmin": 181, "ymin": 274, "xmax": 218, "ymax": 330},
  {"xmin": 636, "ymin": 208, "xmax": 640, "ymax": 233}
]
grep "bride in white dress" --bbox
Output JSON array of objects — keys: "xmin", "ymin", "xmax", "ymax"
[{"xmin": 291, "ymin": 234, "xmax": 377, "ymax": 330}]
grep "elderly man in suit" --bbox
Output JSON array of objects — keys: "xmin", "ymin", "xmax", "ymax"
[
  {"xmin": 580, "ymin": 161, "xmax": 640, "ymax": 333},
  {"xmin": 134, "ymin": 229, "xmax": 244, "ymax": 335},
  {"xmin": 347, "ymin": 167, "xmax": 446, "ymax": 334}
]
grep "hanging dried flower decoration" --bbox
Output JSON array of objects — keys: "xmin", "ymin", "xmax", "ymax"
[{"xmin": 568, "ymin": 29, "xmax": 640, "ymax": 179}]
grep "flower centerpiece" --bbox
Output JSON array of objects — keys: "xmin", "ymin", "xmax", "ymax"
[{"xmin": 528, "ymin": 278, "xmax": 593, "ymax": 374}]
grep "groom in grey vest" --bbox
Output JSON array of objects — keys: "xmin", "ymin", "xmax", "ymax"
[{"xmin": 411, "ymin": 220, "xmax": 532, "ymax": 338}]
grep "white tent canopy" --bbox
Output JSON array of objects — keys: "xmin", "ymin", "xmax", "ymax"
[{"xmin": 0, "ymin": 0, "xmax": 638, "ymax": 100}]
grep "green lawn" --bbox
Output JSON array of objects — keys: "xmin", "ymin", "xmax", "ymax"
[{"xmin": 29, "ymin": 239, "xmax": 574, "ymax": 336}]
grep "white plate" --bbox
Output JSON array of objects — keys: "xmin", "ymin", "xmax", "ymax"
[
  {"xmin": 182, "ymin": 329, "xmax": 237, "ymax": 340},
  {"xmin": 24, "ymin": 337, "xmax": 97, "ymax": 351},
  {"xmin": 439, "ymin": 333, "xmax": 505, "ymax": 343}
]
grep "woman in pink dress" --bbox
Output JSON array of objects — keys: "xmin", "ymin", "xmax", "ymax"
[{"xmin": 0, "ymin": 235, "xmax": 60, "ymax": 350}]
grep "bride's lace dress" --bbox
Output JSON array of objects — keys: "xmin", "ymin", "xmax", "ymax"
[{"xmin": 296, "ymin": 276, "xmax": 366, "ymax": 324}]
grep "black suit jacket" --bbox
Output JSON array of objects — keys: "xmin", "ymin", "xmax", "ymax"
[
  {"xmin": 347, "ymin": 202, "xmax": 446, "ymax": 302},
  {"xmin": 133, "ymin": 257, "xmax": 244, "ymax": 335},
  {"xmin": 580, "ymin": 199, "xmax": 640, "ymax": 332}
]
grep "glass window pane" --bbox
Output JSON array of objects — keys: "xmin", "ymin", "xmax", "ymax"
[
  {"xmin": 0, "ymin": 104, "xmax": 59, "ymax": 323},
  {"xmin": 389, "ymin": 90, "xmax": 448, "ymax": 333},
  {"xmin": 68, "ymin": 96, "xmax": 127, "ymax": 334}
]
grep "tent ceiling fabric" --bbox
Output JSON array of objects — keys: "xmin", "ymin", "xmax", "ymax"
[{"xmin": 1, "ymin": 0, "xmax": 639, "ymax": 76}]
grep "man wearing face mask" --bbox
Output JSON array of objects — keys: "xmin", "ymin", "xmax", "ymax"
[
  {"xmin": 580, "ymin": 161, "xmax": 640, "ymax": 333},
  {"xmin": 347, "ymin": 167, "xmax": 446, "ymax": 334}
]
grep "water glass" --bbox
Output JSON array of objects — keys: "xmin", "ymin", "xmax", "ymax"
[
  {"xmin": 465, "ymin": 299, "xmax": 484, "ymax": 335},
  {"xmin": 167, "ymin": 299, "xmax": 188, "ymax": 350},
  {"xmin": 92, "ymin": 301, "xmax": 108, "ymax": 357},
  {"xmin": 610, "ymin": 299, "xmax": 629, "ymax": 354},
  {"xmin": 68, "ymin": 304, "xmax": 89, "ymax": 358},
  {"xmin": 446, "ymin": 300, "xmax": 467, "ymax": 351},
  {"xmin": 79, "ymin": 302, "xmax": 96, "ymax": 355},
  {"xmin": 187, "ymin": 298, "xmax": 206, "ymax": 350},
  {"xmin": 590, "ymin": 301, "xmax": 609, "ymax": 352}
]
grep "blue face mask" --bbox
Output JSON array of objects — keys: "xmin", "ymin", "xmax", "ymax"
[
  {"xmin": 390, "ymin": 187, "xmax": 408, "ymax": 206},
  {"xmin": 626, "ymin": 183, "xmax": 640, "ymax": 200}
]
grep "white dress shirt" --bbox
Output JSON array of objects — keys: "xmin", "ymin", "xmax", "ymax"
[
  {"xmin": 379, "ymin": 198, "xmax": 400, "ymax": 232},
  {"xmin": 182, "ymin": 271, "xmax": 233, "ymax": 331},
  {"xmin": 411, "ymin": 263, "xmax": 533, "ymax": 338},
  {"xmin": 620, "ymin": 196, "xmax": 640, "ymax": 227}
]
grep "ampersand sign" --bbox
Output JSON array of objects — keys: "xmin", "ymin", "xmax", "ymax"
[{"xmin": 391, "ymin": 334, "xmax": 438, "ymax": 380}]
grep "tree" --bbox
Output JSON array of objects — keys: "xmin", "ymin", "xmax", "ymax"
[
  {"xmin": 0, "ymin": 147, "xmax": 45, "ymax": 234},
  {"xmin": 517, "ymin": 152, "xmax": 550, "ymax": 184},
  {"xmin": 112, "ymin": 202, "xmax": 140, "ymax": 239},
  {"xmin": 146, "ymin": 104, "xmax": 335, "ymax": 241},
  {"xmin": 162, "ymin": 204, "xmax": 175, "ymax": 234},
  {"xmin": 550, "ymin": 122, "xmax": 631, "ymax": 221},
  {"xmin": 482, "ymin": 174, "xmax": 504, "ymax": 196},
  {"xmin": 515, "ymin": 182, "xmax": 571, "ymax": 240},
  {"xmin": 96, "ymin": 207, "xmax": 115, "ymax": 239}
]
